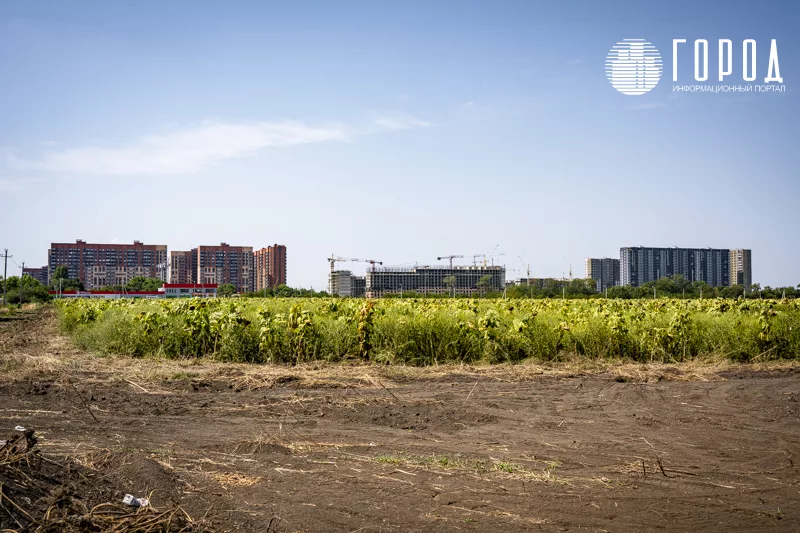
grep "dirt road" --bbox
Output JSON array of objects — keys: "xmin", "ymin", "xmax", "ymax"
[{"xmin": 1, "ymin": 308, "xmax": 799, "ymax": 532}]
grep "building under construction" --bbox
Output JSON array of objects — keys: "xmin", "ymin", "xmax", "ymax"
[
  {"xmin": 366, "ymin": 265, "xmax": 505, "ymax": 298},
  {"xmin": 328, "ymin": 270, "xmax": 367, "ymax": 297}
]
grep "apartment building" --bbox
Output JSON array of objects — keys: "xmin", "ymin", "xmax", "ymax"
[
  {"xmin": 366, "ymin": 265, "xmax": 505, "ymax": 298},
  {"xmin": 254, "ymin": 244, "xmax": 287, "ymax": 291},
  {"xmin": 729, "ymin": 249, "xmax": 752, "ymax": 290},
  {"xmin": 620, "ymin": 246, "xmax": 732, "ymax": 287},
  {"xmin": 22, "ymin": 266, "xmax": 48, "ymax": 285},
  {"xmin": 169, "ymin": 251, "xmax": 193, "ymax": 284},
  {"xmin": 193, "ymin": 243, "xmax": 254, "ymax": 293},
  {"xmin": 584, "ymin": 257, "xmax": 620, "ymax": 292},
  {"xmin": 48, "ymin": 240, "xmax": 168, "ymax": 289}
]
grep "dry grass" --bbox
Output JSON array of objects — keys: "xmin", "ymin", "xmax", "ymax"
[
  {"xmin": 205, "ymin": 471, "xmax": 262, "ymax": 488},
  {"xmin": 370, "ymin": 451, "xmax": 568, "ymax": 484},
  {"xmin": 0, "ymin": 430, "xmax": 213, "ymax": 532}
]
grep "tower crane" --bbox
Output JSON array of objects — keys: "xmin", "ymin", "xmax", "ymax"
[
  {"xmin": 475, "ymin": 245, "xmax": 505, "ymax": 267},
  {"xmin": 351, "ymin": 258, "xmax": 383, "ymax": 272},
  {"xmin": 437, "ymin": 255, "xmax": 463, "ymax": 268},
  {"xmin": 519, "ymin": 256, "xmax": 532, "ymax": 297},
  {"xmin": 328, "ymin": 255, "xmax": 350, "ymax": 273},
  {"xmin": 490, "ymin": 253, "xmax": 506, "ymax": 266},
  {"xmin": 329, "ymin": 255, "xmax": 383, "ymax": 273}
]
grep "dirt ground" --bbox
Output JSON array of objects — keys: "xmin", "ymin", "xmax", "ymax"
[{"xmin": 1, "ymin": 307, "xmax": 799, "ymax": 532}]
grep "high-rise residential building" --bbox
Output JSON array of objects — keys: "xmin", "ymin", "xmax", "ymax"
[
  {"xmin": 366, "ymin": 265, "xmax": 505, "ymax": 298},
  {"xmin": 254, "ymin": 244, "xmax": 287, "ymax": 291},
  {"xmin": 620, "ymin": 246, "xmax": 732, "ymax": 287},
  {"xmin": 193, "ymin": 243, "xmax": 254, "ymax": 293},
  {"xmin": 268, "ymin": 244, "xmax": 287, "ymax": 287},
  {"xmin": 23, "ymin": 266, "xmax": 48, "ymax": 285},
  {"xmin": 48, "ymin": 240, "xmax": 168, "ymax": 289},
  {"xmin": 585, "ymin": 258, "xmax": 620, "ymax": 292},
  {"xmin": 729, "ymin": 249, "xmax": 752, "ymax": 290},
  {"xmin": 169, "ymin": 251, "xmax": 193, "ymax": 284}
]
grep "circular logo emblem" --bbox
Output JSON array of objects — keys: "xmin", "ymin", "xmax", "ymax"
[{"xmin": 606, "ymin": 39, "xmax": 662, "ymax": 95}]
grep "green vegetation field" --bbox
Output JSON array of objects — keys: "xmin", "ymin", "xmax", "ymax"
[{"xmin": 55, "ymin": 297, "xmax": 800, "ymax": 365}]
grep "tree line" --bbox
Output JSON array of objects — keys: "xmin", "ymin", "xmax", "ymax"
[
  {"xmin": 1, "ymin": 265, "xmax": 168, "ymax": 304},
  {"xmin": 3, "ymin": 272, "xmax": 798, "ymax": 305},
  {"xmin": 505, "ymin": 274, "xmax": 799, "ymax": 299}
]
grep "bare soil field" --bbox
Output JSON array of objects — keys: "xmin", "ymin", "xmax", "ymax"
[{"xmin": 2, "ymin": 307, "xmax": 799, "ymax": 532}]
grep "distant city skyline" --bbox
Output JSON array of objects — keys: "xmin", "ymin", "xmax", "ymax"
[{"xmin": 1, "ymin": 1, "xmax": 797, "ymax": 288}]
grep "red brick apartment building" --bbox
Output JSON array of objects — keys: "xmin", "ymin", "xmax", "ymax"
[
  {"xmin": 254, "ymin": 244, "xmax": 287, "ymax": 291},
  {"xmin": 48, "ymin": 240, "xmax": 168, "ymax": 289},
  {"xmin": 169, "ymin": 250, "xmax": 193, "ymax": 284},
  {"xmin": 23, "ymin": 266, "xmax": 48, "ymax": 285},
  {"xmin": 170, "ymin": 243, "xmax": 254, "ymax": 293}
]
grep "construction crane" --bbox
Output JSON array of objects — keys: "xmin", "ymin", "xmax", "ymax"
[
  {"xmin": 518, "ymin": 257, "xmax": 531, "ymax": 279},
  {"xmin": 475, "ymin": 245, "xmax": 505, "ymax": 267},
  {"xmin": 351, "ymin": 258, "xmax": 383, "ymax": 272},
  {"xmin": 437, "ymin": 255, "xmax": 463, "ymax": 268},
  {"xmin": 328, "ymin": 255, "xmax": 350, "ymax": 273},
  {"xmin": 364, "ymin": 259, "xmax": 383, "ymax": 272},
  {"xmin": 519, "ymin": 256, "xmax": 532, "ymax": 297},
  {"xmin": 329, "ymin": 255, "xmax": 384, "ymax": 273}
]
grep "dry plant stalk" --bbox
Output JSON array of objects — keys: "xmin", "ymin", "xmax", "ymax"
[{"xmin": 0, "ymin": 430, "xmax": 215, "ymax": 532}]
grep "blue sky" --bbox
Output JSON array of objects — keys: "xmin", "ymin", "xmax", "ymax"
[{"xmin": 1, "ymin": 0, "xmax": 797, "ymax": 288}]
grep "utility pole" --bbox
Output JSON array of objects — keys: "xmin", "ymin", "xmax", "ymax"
[
  {"xmin": 19, "ymin": 262, "xmax": 25, "ymax": 307},
  {"xmin": 1, "ymin": 249, "xmax": 11, "ymax": 304}
]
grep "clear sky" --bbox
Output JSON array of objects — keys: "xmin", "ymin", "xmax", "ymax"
[{"xmin": 1, "ymin": 0, "xmax": 797, "ymax": 288}]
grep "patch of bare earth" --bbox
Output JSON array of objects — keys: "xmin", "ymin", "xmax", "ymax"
[{"xmin": 1, "ymin": 307, "xmax": 799, "ymax": 532}]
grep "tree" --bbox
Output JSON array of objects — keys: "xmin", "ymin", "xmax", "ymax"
[
  {"xmin": 49, "ymin": 265, "xmax": 84, "ymax": 291},
  {"xmin": 566, "ymin": 278, "xmax": 596, "ymax": 297},
  {"xmin": 719, "ymin": 284, "xmax": 744, "ymax": 299},
  {"xmin": 126, "ymin": 277, "xmax": 163, "ymax": 292},
  {"xmin": 217, "ymin": 283, "xmax": 236, "ymax": 297},
  {"xmin": 5, "ymin": 276, "xmax": 51, "ymax": 304},
  {"xmin": 442, "ymin": 275, "xmax": 456, "ymax": 297},
  {"xmin": 476, "ymin": 275, "xmax": 493, "ymax": 296},
  {"xmin": 666, "ymin": 274, "xmax": 691, "ymax": 295},
  {"xmin": 274, "ymin": 284, "xmax": 295, "ymax": 297},
  {"xmin": 607, "ymin": 286, "xmax": 632, "ymax": 299},
  {"xmin": 241, "ymin": 285, "xmax": 330, "ymax": 298},
  {"xmin": 52, "ymin": 266, "xmax": 69, "ymax": 281},
  {"xmin": 691, "ymin": 281, "xmax": 711, "ymax": 298}
]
